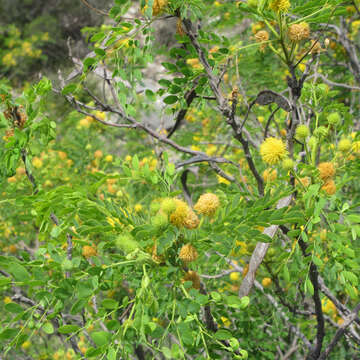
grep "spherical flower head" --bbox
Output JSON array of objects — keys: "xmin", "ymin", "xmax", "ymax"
[
  {"xmin": 314, "ymin": 126, "xmax": 328, "ymax": 138},
  {"xmin": 260, "ymin": 137, "xmax": 287, "ymax": 165},
  {"xmin": 179, "ymin": 243, "xmax": 198, "ymax": 263},
  {"xmin": 269, "ymin": 0, "xmax": 290, "ymax": 13},
  {"xmin": 82, "ymin": 245, "xmax": 97, "ymax": 259},
  {"xmin": 262, "ymin": 277, "xmax": 272, "ymax": 287},
  {"xmin": 105, "ymin": 155, "xmax": 113, "ymax": 163},
  {"xmin": 327, "ymin": 112, "xmax": 341, "ymax": 127},
  {"xmin": 230, "ymin": 272, "xmax": 240, "ymax": 282},
  {"xmin": 288, "ymin": 22, "xmax": 310, "ymax": 42},
  {"xmin": 282, "ymin": 158, "xmax": 294, "ymax": 170},
  {"xmin": 338, "ymin": 138, "xmax": 352, "ymax": 152},
  {"xmin": 194, "ymin": 193, "xmax": 220, "ymax": 216},
  {"xmin": 115, "ymin": 233, "xmax": 139, "ymax": 254},
  {"xmin": 322, "ymin": 179, "xmax": 336, "ymax": 195},
  {"xmin": 94, "ymin": 150, "xmax": 103, "ymax": 158},
  {"xmin": 295, "ymin": 124, "xmax": 310, "ymax": 140},
  {"xmin": 318, "ymin": 162, "xmax": 335, "ymax": 181},
  {"xmin": 255, "ymin": 30, "xmax": 269, "ymax": 43},
  {"xmin": 263, "ymin": 168, "xmax": 277, "ymax": 182},
  {"xmin": 170, "ymin": 199, "xmax": 190, "ymax": 227},
  {"xmin": 161, "ymin": 198, "xmax": 177, "ymax": 215},
  {"xmin": 182, "ymin": 271, "xmax": 201, "ymax": 289},
  {"xmin": 184, "ymin": 209, "xmax": 200, "ymax": 229}
]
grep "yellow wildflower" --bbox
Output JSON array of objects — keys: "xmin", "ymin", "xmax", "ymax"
[
  {"xmin": 260, "ymin": 137, "xmax": 287, "ymax": 165},
  {"xmin": 179, "ymin": 243, "xmax": 198, "ymax": 263},
  {"xmin": 194, "ymin": 193, "xmax": 220, "ymax": 216}
]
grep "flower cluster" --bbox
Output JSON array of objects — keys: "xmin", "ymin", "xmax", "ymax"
[
  {"xmin": 170, "ymin": 199, "xmax": 199, "ymax": 229},
  {"xmin": 318, "ymin": 162, "xmax": 336, "ymax": 195}
]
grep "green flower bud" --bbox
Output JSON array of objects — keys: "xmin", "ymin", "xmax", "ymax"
[
  {"xmin": 327, "ymin": 112, "xmax": 341, "ymax": 127},
  {"xmin": 150, "ymin": 201, "xmax": 161, "ymax": 214},
  {"xmin": 115, "ymin": 233, "xmax": 139, "ymax": 254},
  {"xmin": 295, "ymin": 125, "xmax": 309, "ymax": 140},
  {"xmin": 282, "ymin": 158, "xmax": 295, "ymax": 170},
  {"xmin": 161, "ymin": 198, "xmax": 177, "ymax": 214},
  {"xmin": 152, "ymin": 212, "xmax": 168, "ymax": 228},
  {"xmin": 338, "ymin": 138, "xmax": 352, "ymax": 152},
  {"xmin": 314, "ymin": 126, "xmax": 328, "ymax": 138}
]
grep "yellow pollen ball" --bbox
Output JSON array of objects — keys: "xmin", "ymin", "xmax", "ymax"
[
  {"xmin": 288, "ymin": 22, "xmax": 310, "ymax": 42},
  {"xmin": 194, "ymin": 193, "xmax": 220, "ymax": 216},
  {"xmin": 82, "ymin": 245, "xmax": 97, "ymax": 259},
  {"xmin": 318, "ymin": 162, "xmax": 335, "ymax": 181},
  {"xmin": 262, "ymin": 277, "xmax": 272, "ymax": 287},
  {"xmin": 322, "ymin": 179, "xmax": 336, "ymax": 195},
  {"xmin": 179, "ymin": 243, "xmax": 198, "ymax": 263},
  {"xmin": 260, "ymin": 137, "xmax": 287, "ymax": 165}
]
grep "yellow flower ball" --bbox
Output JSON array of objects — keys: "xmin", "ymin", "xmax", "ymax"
[
  {"xmin": 322, "ymin": 179, "xmax": 336, "ymax": 195},
  {"xmin": 170, "ymin": 199, "xmax": 190, "ymax": 227},
  {"xmin": 318, "ymin": 162, "xmax": 335, "ymax": 181},
  {"xmin": 288, "ymin": 22, "xmax": 310, "ymax": 42},
  {"xmin": 179, "ymin": 243, "xmax": 198, "ymax": 263},
  {"xmin": 94, "ymin": 150, "xmax": 103, "ymax": 159},
  {"xmin": 338, "ymin": 138, "xmax": 352, "ymax": 152},
  {"xmin": 194, "ymin": 193, "xmax": 220, "ymax": 216},
  {"xmin": 230, "ymin": 272, "xmax": 240, "ymax": 282},
  {"xmin": 260, "ymin": 137, "xmax": 287, "ymax": 165},
  {"xmin": 262, "ymin": 277, "xmax": 272, "ymax": 287},
  {"xmin": 105, "ymin": 155, "xmax": 113, "ymax": 163},
  {"xmin": 32, "ymin": 157, "xmax": 43, "ymax": 169},
  {"xmin": 82, "ymin": 245, "xmax": 97, "ymax": 259}
]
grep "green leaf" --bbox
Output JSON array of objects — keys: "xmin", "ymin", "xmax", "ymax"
[
  {"xmin": 163, "ymin": 95, "xmax": 178, "ymax": 105},
  {"xmin": 101, "ymin": 299, "xmax": 119, "ymax": 310},
  {"xmin": 8, "ymin": 262, "xmax": 31, "ymax": 281},
  {"xmin": 90, "ymin": 331, "xmax": 112, "ymax": 347},
  {"xmin": 107, "ymin": 347, "xmax": 117, "ymax": 360},
  {"xmin": 61, "ymin": 83, "xmax": 77, "ymax": 95},
  {"xmin": 215, "ymin": 329, "xmax": 232, "ymax": 340},
  {"xmin": 161, "ymin": 347, "xmax": 172, "ymax": 359},
  {"xmin": 58, "ymin": 325, "xmax": 80, "ymax": 334},
  {"xmin": 4, "ymin": 302, "xmax": 23, "ymax": 314},
  {"xmin": 225, "ymin": 295, "xmax": 243, "ymax": 309},
  {"xmin": 305, "ymin": 278, "xmax": 314, "ymax": 296},
  {"xmin": 42, "ymin": 322, "xmax": 54, "ymax": 335}
]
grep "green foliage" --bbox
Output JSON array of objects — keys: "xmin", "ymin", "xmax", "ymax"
[{"xmin": 0, "ymin": 0, "xmax": 360, "ymax": 359}]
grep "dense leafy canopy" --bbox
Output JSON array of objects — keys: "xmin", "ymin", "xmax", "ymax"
[{"xmin": 0, "ymin": 0, "xmax": 360, "ymax": 359}]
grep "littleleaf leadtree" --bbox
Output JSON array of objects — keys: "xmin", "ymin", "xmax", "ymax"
[{"xmin": 0, "ymin": 0, "xmax": 360, "ymax": 359}]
